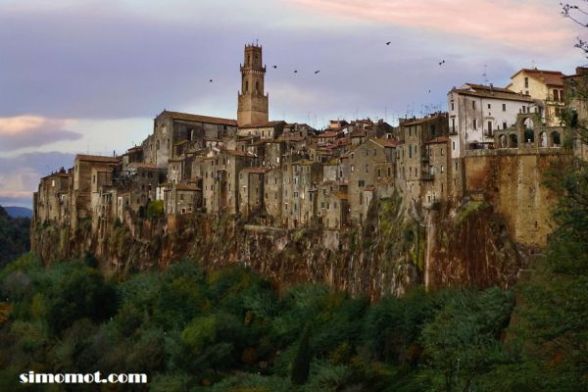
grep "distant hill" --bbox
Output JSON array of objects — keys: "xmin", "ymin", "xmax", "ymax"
[
  {"xmin": 0, "ymin": 205, "xmax": 30, "ymax": 267},
  {"xmin": 4, "ymin": 206, "xmax": 33, "ymax": 219}
]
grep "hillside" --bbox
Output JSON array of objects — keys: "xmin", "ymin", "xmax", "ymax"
[
  {"xmin": 0, "ymin": 206, "xmax": 30, "ymax": 267},
  {"xmin": 3, "ymin": 207, "xmax": 32, "ymax": 219}
]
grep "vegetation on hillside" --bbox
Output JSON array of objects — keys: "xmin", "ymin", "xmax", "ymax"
[
  {"xmin": 0, "ymin": 206, "xmax": 30, "ymax": 268},
  {"xmin": 1, "ymin": 156, "xmax": 588, "ymax": 390}
]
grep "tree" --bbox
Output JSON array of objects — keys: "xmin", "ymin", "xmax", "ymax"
[{"xmin": 291, "ymin": 325, "xmax": 311, "ymax": 385}]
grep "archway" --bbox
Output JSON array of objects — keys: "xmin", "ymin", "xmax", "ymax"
[
  {"xmin": 551, "ymin": 131, "xmax": 561, "ymax": 146},
  {"xmin": 509, "ymin": 133, "xmax": 518, "ymax": 148},
  {"xmin": 498, "ymin": 134, "xmax": 507, "ymax": 148}
]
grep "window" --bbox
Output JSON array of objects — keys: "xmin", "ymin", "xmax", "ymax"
[
  {"xmin": 487, "ymin": 103, "xmax": 491, "ymax": 109},
  {"xmin": 472, "ymin": 101, "xmax": 476, "ymax": 110},
  {"xmin": 451, "ymin": 118, "xmax": 455, "ymax": 133},
  {"xmin": 502, "ymin": 103, "xmax": 506, "ymax": 112},
  {"xmin": 441, "ymin": 165, "xmax": 444, "ymax": 173},
  {"xmin": 451, "ymin": 101, "xmax": 455, "ymax": 111},
  {"xmin": 358, "ymin": 180, "xmax": 365, "ymax": 187},
  {"xmin": 524, "ymin": 77, "xmax": 529, "ymax": 88},
  {"xmin": 452, "ymin": 141, "xmax": 456, "ymax": 150},
  {"xmin": 553, "ymin": 89, "xmax": 559, "ymax": 101},
  {"xmin": 487, "ymin": 121, "xmax": 493, "ymax": 135},
  {"xmin": 473, "ymin": 119, "xmax": 477, "ymax": 130},
  {"xmin": 503, "ymin": 122, "xmax": 507, "ymax": 130}
]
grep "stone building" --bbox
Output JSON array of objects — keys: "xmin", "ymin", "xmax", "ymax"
[
  {"xmin": 236, "ymin": 121, "xmax": 286, "ymax": 140},
  {"xmin": 237, "ymin": 44, "xmax": 269, "ymax": 126},
  {"xmin": 263, "ymin": 168, "xmax": 283, "ymax": 223},
  {"xmin": 316, "ymin": 181, "xmax": 349, "ymax": 229},
  {"xmin": 422, "ymin": 136, "xmax": 451, "ymax": 207},
  {"xmin": 143, "ymin": 111, "xmax": 237, "ymax": 168},
  {"xmin": 507, "ymin": 68, "xmax": 565, "ymax": 127},
  {"xmin": 34, "ymin": 169, "xmax": 72, "ymax": 225},
  {"xmin": 282, "ymin": 159, "xmax": 323, "ymax": 228},
  {"xmin": 165, "ymin": 184, "xmax": 201, "ymax": 215},
  {"xmin": 347, "ymin": 139, "xmax": 396, "ymax": 224},
  {"xmin": 397, "ymin": 113, "xmax": 448, "ymax": 202},
  {"xmin": 238, "ymin": 167, "xmax": 271, "ymax": 217},
  {"xmin": 447, "ymin": 84, "xmax": 535, "ymax": 200},
  {"xmin": 71, "ymin": 155, "xmax": 119, "ymax": 230}
]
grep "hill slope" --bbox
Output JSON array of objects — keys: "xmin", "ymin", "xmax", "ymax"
[
  {"xmin": 0, "ymin": 206, "xmax": 30, "ymax": 267},
  {"xmin": 4, "ymin": 207, "xmax": 32, "ymax": 219}
]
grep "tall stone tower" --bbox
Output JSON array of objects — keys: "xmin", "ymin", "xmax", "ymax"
[{"xmin": 237, "ymin": 44, "xmax": 269, "ymax": 126}]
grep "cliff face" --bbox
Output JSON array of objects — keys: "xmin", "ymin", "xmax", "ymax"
[{"xmin": 32, "ymin": 194, "xmax": 526, "ymax": 299}]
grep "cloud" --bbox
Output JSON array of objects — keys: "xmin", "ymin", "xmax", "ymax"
[
  {"xmin": 287, "ymin": 0, "xmax": 575, "ymax": 51},
  {"xmin": 0, "ymin": 152, "xmax": 75, "ymax": 208},
  {"xmin": 0, "ymin": 116, "xmax": 82, "ymax": 151}
]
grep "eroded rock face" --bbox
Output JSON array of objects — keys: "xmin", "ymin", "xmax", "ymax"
[{"xmin": 31, "ymin": 196, "xmax": 528, "ymax": 299}]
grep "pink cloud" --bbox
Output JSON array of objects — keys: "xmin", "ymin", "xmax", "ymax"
[
  {"xmin": 287, "ymin": 0, "xmax": 574, "ymax": 50},
  {"xmin": 0, "ymin": 116, "xmax": 81, "ymax": 151}
]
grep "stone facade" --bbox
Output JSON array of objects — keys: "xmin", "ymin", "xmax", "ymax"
[
  {"xmin": 32, "ymin": 44, "xmax": 577, "ymax": 267},
  {"xmin": 237, "ymin": 44, "xmax": 269, "ymax": 126}
]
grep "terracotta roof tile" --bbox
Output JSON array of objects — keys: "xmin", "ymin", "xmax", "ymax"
[{"xmin": 159, "ymin": 110, "xmax": 238, "ymax": 126}]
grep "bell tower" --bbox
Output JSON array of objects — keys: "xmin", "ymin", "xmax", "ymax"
[{"xmin": 237, "ymin": 43, "xmax": 269, "ymax": 126}]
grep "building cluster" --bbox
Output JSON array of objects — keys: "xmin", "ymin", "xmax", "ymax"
[{"xmin": 33, "ymin": 44, "xmax": 586, "ymax": 233}]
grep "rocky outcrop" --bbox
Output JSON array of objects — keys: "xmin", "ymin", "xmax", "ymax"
[{"xmin": 31, "ymin": 193, "xmax": 528, "ymax": 299}]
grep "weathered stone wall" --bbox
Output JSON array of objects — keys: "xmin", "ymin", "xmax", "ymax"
[
  {"xmin": 32, "ymin": 193, "xmax": 528, "ymax": 299},
  {"xmin": 464, "ymin": 148, "xmax": 572, "ymax": 247}
]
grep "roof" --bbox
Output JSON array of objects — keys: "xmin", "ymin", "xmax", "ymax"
[
  {"xmin": 127, "ymin": 162, "xmax": 159, "ymax": 170},
  {"xmin": 127, "ymin": 146, "xmax": 143, "ymax": 152},
  {"xmin": 511, "ymin": 68, "xmax": 564, "ymax": 87},
  {"xmin": 452, "ymin": 84, "xmax": 534, "ymax": 103},
  {"xmin": 317, "ymin": 130, "xmax": 341, "ymax": 138},
  {"xmin": 223, "ymin": 149, "xmax": 255, "ymax": 158},
  {"xmin": 75, "ymin": 154, "xmax": 119, "ymax": 164},
  {"xmin": 373, "ymin": 137, "xmax": 401, "ymax": 148},
  {"xmin": 400, "ymin": 113, "xmax": 448, "ymax": 126},
  {"xmin": 425, "ymin": 136, "xmax": 450, "ymax": 144},
  {"xmin": 176, "ymin": 184, "xmax": 200, "ymax": 191},
  {"xmin": 242, "ymin": 167, "xmax": 272, "ymax": 174},
  {"xmin": 158, "ymin": 110, "xmax": 238, "ymax": 126},
  {"xmin": 239, "ymin": 120, "xmax": 287, "ymax": 129}
]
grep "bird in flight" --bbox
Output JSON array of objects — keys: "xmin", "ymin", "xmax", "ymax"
[
  {"xmin": 438, "ymin": 60, "xmax": 446, "ymax": 66},
  {"xmin": 386, "ymin": 41, "xmax": 391, "ymax": 45},
  {"xmin": 294, "ymin": 70, "xmax": 298, "ymax": 74},
  {"xmin": 314, "ymin": 70, "xmax": 320, "ymax": 74},
  {"xmin": 209, "ymin": 79, "xmax": 213, "ymax": 83},
  {"xmin": 272, "ymin": 65, "xmax": 277, "ymax": 69}
]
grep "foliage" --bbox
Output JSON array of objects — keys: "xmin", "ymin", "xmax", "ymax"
[
  {"xmin": 2, "ymin": 157, "xmax": 588, "ymax": 392},
  {"xmin": 146, "ymin": 200, "xmax": 165, "ymax": 218},
  {"xmin": 291, "ymin": 324, "xmax": 311, "ymax": 385},
  {"xmin": 0, "ymin": 206, "xmax": 30, "ymax": 268}
]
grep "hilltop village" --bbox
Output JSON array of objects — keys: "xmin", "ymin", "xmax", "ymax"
[{"xmin": 33, "ymin": 44, "xmax": 587, "ymax": 266}]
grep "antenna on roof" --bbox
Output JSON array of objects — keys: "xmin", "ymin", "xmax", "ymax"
[{"xmin": 483, "ymin": 64, "xmax": 489, "ymax": 84}]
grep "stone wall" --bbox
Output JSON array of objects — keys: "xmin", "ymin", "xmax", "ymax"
[{"xmin": 464, "ymin": 148, "xmax": 571, "ymax": 247}]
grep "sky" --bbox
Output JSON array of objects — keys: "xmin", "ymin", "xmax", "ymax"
[{"xmin": 0, "ymin": 0, "xmax": 585, "ymax": 208}]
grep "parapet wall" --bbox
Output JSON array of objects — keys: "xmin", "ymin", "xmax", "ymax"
[{"xmin": 464, "ymin": 148, "xmax": 572, "ymax": 247}]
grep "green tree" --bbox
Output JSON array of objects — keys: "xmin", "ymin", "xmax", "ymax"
[{"xmin": 291, "ymin": 325, "xmax": 312, "ymax": 385}]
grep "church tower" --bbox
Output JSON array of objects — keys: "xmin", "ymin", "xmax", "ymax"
[{"xmin": 237, "ymin": 44, "xmax": 269, "ymax": 126}]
